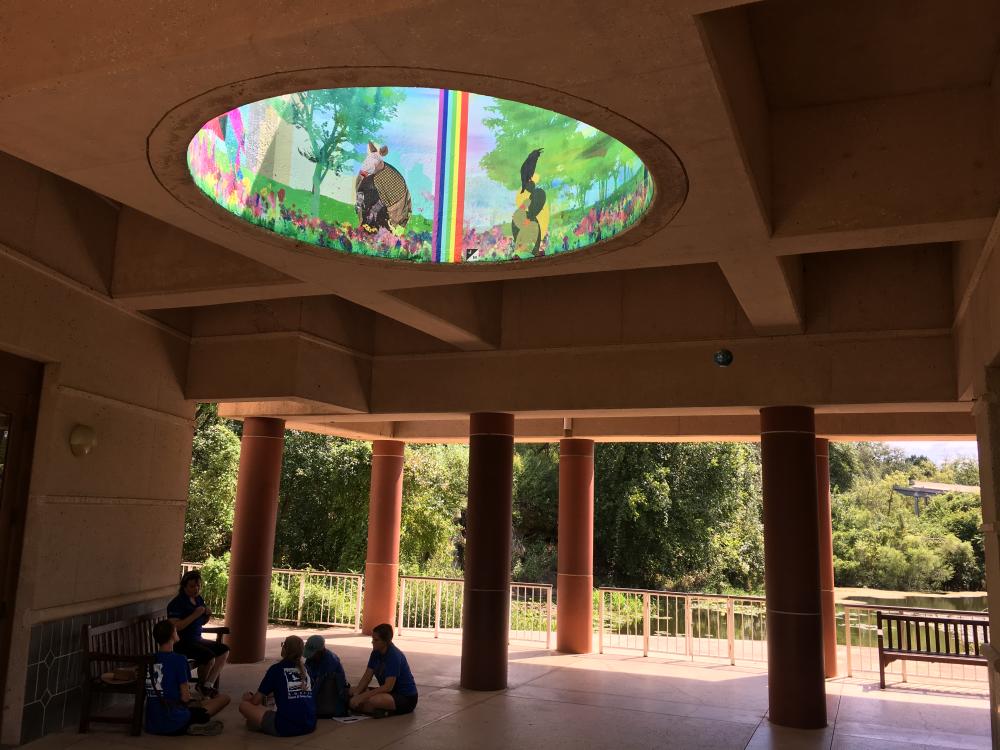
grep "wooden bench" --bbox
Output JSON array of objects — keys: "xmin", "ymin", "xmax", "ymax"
[
  {"xmin": 877, "ymin": 611, "xmax": 989, "ymax": 689},
  {"xmin": 78, "ymin": 613, "xmax": 229, "ymax": 735}
]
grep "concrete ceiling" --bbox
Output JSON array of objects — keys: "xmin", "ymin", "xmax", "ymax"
[{"xmin": 2, "ymin": 0, "xmax": 999, "ymax": 441}]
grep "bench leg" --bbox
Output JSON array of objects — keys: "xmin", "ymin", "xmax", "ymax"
[
  {"xmin": 130, "ymin": 682, "xmax": 145, "ymax": 736},
  {"xmin": 879, "ymin": 657, "xmax": 885, "ymax": 690},
  {"xmin": 78, "ymin": 682, "xmax": 92, "ymax": 733}
]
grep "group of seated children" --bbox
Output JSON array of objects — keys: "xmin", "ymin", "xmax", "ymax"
[
  {"xmin": 237, "ymin": 623, "xmax": 418, "ymax": 736},
  {"xmin": 147, "ymin": 570, "xmax": 417, "ymax": 737}
]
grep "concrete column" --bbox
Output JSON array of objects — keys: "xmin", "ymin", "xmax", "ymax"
[
  {"xmin": 974, "ymin": 368, "xmax": 1000, "ymax": 748},
  {"xmin": 225, "ymin": 417, "xmax": 285, "ymax": 663},
  {"xmin": 815, "ymin": 438, "xmax": 837, "ymax": 679},
  {"xmin": 461, "ymin": 412, "xmax": 514, "ymax": 690},
  {"xmin": 760, "ymin": 406, "xmax": 826, "ymax": 729},
  {"xmin": 557, "ymin": 438, "xmax": 595, "ymax": 654},
  {"xmin": 362, "ymin": 440, "xmax": 405, "ymax": 635}
]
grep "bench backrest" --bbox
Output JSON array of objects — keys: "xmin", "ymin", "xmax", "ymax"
[
  {"xmin": 877, "ymin": 611, "xmax": 989, "ymax": 658},
  {"xmin": 81, "ymin": 614, "xmax": 158, "ymax": 678}
]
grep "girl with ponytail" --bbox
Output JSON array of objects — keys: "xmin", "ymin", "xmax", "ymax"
[{"xmin": 238, "ymin": 635, "xmax": 317, "ymax": 737}]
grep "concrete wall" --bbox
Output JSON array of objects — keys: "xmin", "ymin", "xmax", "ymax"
[{"xmin": 0, "ymin": 156, "xmax": 196, "ymax": 744}]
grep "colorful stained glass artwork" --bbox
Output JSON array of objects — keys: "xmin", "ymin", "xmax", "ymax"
[{"xmin": 187, "ymin": 87, "xmax": 655, "ymax": 263}]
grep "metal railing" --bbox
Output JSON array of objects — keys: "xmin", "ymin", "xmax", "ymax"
[
  {"xmin": 596, "ymin": 587, "xmax": 987, "ymax": 683},
  {"xmin": 396, "ymin": 576, "xmax": 553, "ymax": 647},
  {"xmin": 596, "ymin": 588, "xmax": 767, "ymax": 664},
  {"xmin": 181, "ymin": 563, "xmax": 986, "ymax": 684},
  {"xmin": 181, "ymin": 563, "xmax": 363, "ymax": 631}
]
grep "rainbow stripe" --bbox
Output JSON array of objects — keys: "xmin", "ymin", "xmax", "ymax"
[{"xmin": 432, "ymin": 89, "xmax": 470, "ymax": 263}]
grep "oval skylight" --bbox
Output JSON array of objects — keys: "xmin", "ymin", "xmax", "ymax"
[{"xmin": 187, "ymin": 87, "xmax": 654, "ymax": 263}]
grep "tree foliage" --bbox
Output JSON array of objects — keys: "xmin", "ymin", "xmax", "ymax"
[
  {"xmin": 283, "ymin": 88, "xmax": 406, "ymax": 215},
  {"xmin": 182, "ymin": 406, "xmax": 241, "ymax": 561},
  {"xmin": 184, "ymin": 410, "xmax": 983, "ymax": 596}
]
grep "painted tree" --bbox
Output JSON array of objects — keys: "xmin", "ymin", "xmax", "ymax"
[
  {"xmin": 283, "ymin": 88, "xmax": 406, "ymax": 216},
  {"xmin": 480, "ymin": 98, "xmax": 592, "ymax": 202}
]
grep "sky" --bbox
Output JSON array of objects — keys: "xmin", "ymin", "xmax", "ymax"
[{"xmin": 884, "ymin": 441, "xmax": 979, "ymax": 465}]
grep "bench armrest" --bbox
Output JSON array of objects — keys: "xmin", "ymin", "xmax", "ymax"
[
  {"xmin": 202, "ymin": 626, "xmax": 230, "ymax": 642},
  {"xmin": 83, "ymin": 652, "xmax": 153, "ymax": 664}
]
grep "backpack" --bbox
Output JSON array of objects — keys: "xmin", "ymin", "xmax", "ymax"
[{"xmin": 314, "ymin": 669, "xmax": 350, "ymax": 718}]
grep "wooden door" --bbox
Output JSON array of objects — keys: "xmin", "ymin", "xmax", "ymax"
[{"xmin": 0, "ymin": 350, "xmax": 41, "ymax": 739}]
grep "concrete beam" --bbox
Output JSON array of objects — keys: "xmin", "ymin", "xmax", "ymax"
[
  {"xmin": 372, "ymin": 330, "xmax": 955, "ymax": 415},
  {"xmin": 112, "ymin": 208, "xmax": 328, "ymax": 310},
  {"xmin": 719, "ymin": 255, "xmax": 803, "ymax": 335}
]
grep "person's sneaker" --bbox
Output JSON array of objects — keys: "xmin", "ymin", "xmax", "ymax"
[
  {"xmin": 371, "ymin": 709, "xmax": 390, "ymax": 719},
  {"xmin": 188, "ymin": 720, "xmax": 224, "ymax": 736}
]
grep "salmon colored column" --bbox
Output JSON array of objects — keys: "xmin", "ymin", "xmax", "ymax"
[
  {"xmin": 816, "ymin": 438, "xmax": 837, "ymax": 678},
  {"xmin": 461, "ymin": 412, "xmax": 514, "ymax": 690},
  {"xmin": 760, "ymin": 407, "xmax": 826, "ymax": 729},
  {"xmin": 225, "ymin": 417, "xmax": 285, "ymax": 663},
  {"xmin": 362, "ymin": 440, "xmax": 405, "ymax": 635},
  {"xmin": 557, "ymin": 438, "xmax": 595, "ymax": 654}
]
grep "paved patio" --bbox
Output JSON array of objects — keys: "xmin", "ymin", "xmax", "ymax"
[{"xmin": 24, "ymin": 626, "xmax": 991, "ymax": 750}]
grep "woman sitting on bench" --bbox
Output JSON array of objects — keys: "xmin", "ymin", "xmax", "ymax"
[{"xmin": 168, "ymin": 570, "xmax": 229, "ymax": 697}]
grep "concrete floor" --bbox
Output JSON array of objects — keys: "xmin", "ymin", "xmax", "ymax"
[{"xmin": 24, "ymin": 626, "xmax": 991, "ymax": 750}]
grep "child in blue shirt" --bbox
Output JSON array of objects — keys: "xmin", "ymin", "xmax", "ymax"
[
  {"xmin": 145, "ymin": 620, "xmax": 230, "ymax": 736},
  {"xmin": 349, "ymin": 623, "xmax": 418, "ymax": 717},
  {"xmin": 239, "ymin": 635, "xmax": 317, "ymax": 736},
  {"xmin": 304, "ymin": 635, "xmax": 350, "ymax": 718}
]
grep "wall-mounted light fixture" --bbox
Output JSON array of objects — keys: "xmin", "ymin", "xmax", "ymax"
[{"xmin": 69, "ymin": 424, "xmax": 97, "ymax": 457}]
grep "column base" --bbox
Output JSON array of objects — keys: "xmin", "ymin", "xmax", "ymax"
[
  {"xmin": 460, "ymin": 589, "xmax": 509, "ymax": 690},
  {"xmin": 555, "ymin": 573, "xmax": 593, "ymax": 654}
]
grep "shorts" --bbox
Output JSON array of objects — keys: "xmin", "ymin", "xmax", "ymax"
[
  {"xmin": 257, "ymin": 710, "xmax": 278, "ymax": 736},
  {"xmin": 391, "ymin": 691, "xmax": 418, "ymax": 715},
  {"xmin": 174, "ymin": 638, "xmax": 230, "ymax": 666}
]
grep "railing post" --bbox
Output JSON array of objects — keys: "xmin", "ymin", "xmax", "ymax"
[
  {"xmin": 685, "ymin": 595, "xmax": 693, "ymax": 659},
  {"xmin": 397, "ymin": 578, "xmax": 406, "ymax": 636},
  {"xmin": 354, "ymin": 576, "xmax": 363, "ymax": 632},
  {"xmin": 845, "ymin": 606, "xmax": 853, "ymax": 678},
  {"xmin": 642, "ymin": 592, "xmax": 650, "ymax": 657},
  {"xmin": 435, "ymin": 580, "xmax": 442, "ymax": 639},
  {"xmin": 546, "ymin": 586, "xmax": 553, "ymax": 650},
  {"xmin": 727, "ymin": 598, "xmax": 735, "ymax": 665},
  {"xmin": 598, "ymin": 590, "xmax": 605, "ymax": 654},
  {"xmin": 508, "ymin": 585, "xmax": 513, "ymax": 645},
  {"xmin": 296, "ymin": 572, "xmax": 307, "ymax": 626}
]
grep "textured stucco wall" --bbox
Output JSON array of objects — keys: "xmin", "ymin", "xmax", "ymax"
[{"xmin": 0, "ymin": 157, "xmax": 196, "ymax": 744}]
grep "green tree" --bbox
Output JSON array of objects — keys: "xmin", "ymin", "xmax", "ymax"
[
  {"xmin": 183, "ymin": 418, "xmax": 241, "ymax": 561},
  {"xmin": 284, "ymin": 88, "xmax": 406, "ymax": 215},
  {"xmin": 511, "ymin": 444, "xmax": 560, "ymax": 583},
  {"xmin": 273, "ymin": 433, "xmax": 372, "ymax": 571},
  {"xmin": 934, "ymin": 458, "xmax": 980, "ymax": 486},
  {"xmin": 400, "ymin": 444, "xmax": 468, "ymax": 575}
]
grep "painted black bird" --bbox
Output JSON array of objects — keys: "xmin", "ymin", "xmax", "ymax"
[{"xmin": 520, "ymin": 148, "xmax": 544, "ymax": 191}]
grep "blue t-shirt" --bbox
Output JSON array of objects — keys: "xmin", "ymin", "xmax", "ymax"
[
  {"xmin": 258, "ymin": 660, "xmax": 316, "ymax": 736},
  {"xmin": 167, "ymin": 593, "xmax": 207, "ymax": 641},
  {"xmin": 144, "ymin": 651, "xmax": 191, "ymax": 735},
  {"xmin": 306, "ymin": 649, "xmax": 346, "ymax": 694},
  {"xmin": 367, "ymin": 644, "xmax": 417, "ymax": 696}
]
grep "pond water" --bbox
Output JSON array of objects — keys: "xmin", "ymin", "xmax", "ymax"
[{"xmin": 839, "ymin": 593, "xmax": 988, "ymax": 612}]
